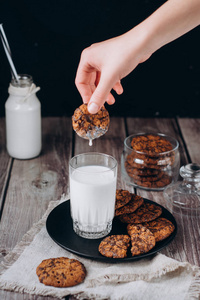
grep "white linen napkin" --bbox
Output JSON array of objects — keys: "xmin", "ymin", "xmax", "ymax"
[{"xmin": 0, "ymin": 195, "xmax": 200, "ymax": 300}]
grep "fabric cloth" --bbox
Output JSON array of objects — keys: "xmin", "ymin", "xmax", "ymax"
[{"xmin": 0, "ymin": 196, "xmax": 200, "ymax": 300}]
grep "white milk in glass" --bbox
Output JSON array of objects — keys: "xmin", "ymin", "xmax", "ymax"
[{"xmin": 70, "ymin": 165, "xmax": 117, "ymax": 236}]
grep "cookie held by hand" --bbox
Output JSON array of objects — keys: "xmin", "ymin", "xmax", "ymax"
[{"xmin": 72, "ymin": 103, "xmax": 110, "ymax": 140}]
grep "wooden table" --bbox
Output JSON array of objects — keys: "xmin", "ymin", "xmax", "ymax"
[{"xmin": 0, "ymin": 117, "xmax": 200, "ymax": 300}]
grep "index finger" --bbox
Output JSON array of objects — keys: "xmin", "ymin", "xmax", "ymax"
[{"xmin": 75, "ymin": 62, "xmax": 97, "ymax": 103}]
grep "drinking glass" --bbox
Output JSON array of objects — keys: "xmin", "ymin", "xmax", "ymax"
[{"xmin": 69, "ymin": 152, "xmax": 118, "ymax": 239}]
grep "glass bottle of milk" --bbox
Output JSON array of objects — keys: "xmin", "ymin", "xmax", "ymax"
[{"xmin": 5, "ymin": 74, "xmax": 42, "ymax": 159}]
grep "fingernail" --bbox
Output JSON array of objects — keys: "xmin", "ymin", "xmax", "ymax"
[
  {"xmin": 108, "ymin": 98, "xmax": 115, "ymax": 104},
  {"xmin": 88, "ymin": 102, "xmax": 99, "ymax": 114}
]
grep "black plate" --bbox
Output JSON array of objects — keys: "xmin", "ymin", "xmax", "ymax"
[{"xmin": 46, "ymin": 199, "xmax": 177, "ymax": 263}]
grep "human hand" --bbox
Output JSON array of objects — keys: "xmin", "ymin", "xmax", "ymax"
[
  {"xmin": 75, "ymin": 0, "xmax": 200, "ymax": 114},
  {"xmin": 75, "ymin": 29, "xmax": 151, "ymax": 114}
]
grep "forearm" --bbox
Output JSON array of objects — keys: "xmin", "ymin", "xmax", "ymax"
[{"xmin": 130, "ymin": 0, "xmax": 200, "ymax": 58}]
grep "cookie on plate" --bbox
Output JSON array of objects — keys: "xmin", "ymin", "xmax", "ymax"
[
  {"xmin": 127, "ymin": 224, "xmax": 156, "ymax": 256},
  {"xmin": 72, "ymin": 103, "xmax": 110, "ymax": 140},
  {"xmin": 36, "ymin": 257, "xmax": 86, "ymax": 287},
  {"xmin": 115, "ymin": 189, "xmax": 132, "ymax": 210},
  {"xmin": 115, "ymin": 193, "xmax": 144, "ymax": 216},
  {"xmin": 143, "ymin": 217, "xmax": 175, "ymax": 242},
  {"xmin": 119, "ymin": 202, "xmax": 162, "ymax": 224},
  {"xmin": 98, "ymin": 235, "xmax": 131, "ymax": 258}
]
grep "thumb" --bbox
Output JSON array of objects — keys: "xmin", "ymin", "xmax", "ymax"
[{"xmin": 88, "ymin": 74, "xmax": 114, "ymax": 114}]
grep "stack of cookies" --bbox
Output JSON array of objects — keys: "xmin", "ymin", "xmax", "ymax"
[
  {"xmin": 125, "ymin": 134, "xmax": 175, "ymax": 189},
  {"xmin": 99, "ymin": 189, "xmax": 175, "ymax": 258}
]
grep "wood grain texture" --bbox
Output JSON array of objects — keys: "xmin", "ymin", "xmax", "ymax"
[
  {"xmin": 0, "ymin": 118, "xmax": 72, "ymax": 261},
  {"xmin": 0, "ymin": 119, "xmax": 12, "ymax": 213},
  {"xmin": 177, "ymin": 118, "xmax": 200, "ymax": 163}
]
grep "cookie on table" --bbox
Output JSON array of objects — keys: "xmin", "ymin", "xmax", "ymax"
[
  {"xmin": 99, "ymin": 235, "xmax": 131, "ymax": 258},
  {"xmin": 115, "ymin": 193, "xmax": 144, "ymax": 216},
  {"xmin": 119, "ymin": 202, "xmax": 162, "ymax": 224},
  {"xmin": 115, "ymin": 189, "xmax": 132, "ymax": 210},
  {"xmin": 36, "ymin": 257, "xmax": 86, "ymax": 287},
  {"xmin": 131, "ymin": 134, "xmax": 173, "ymax": 156},
  {"xmin": 143, "ymin": 217, "xmax": 175, "ymax": 242},
  {"xmin": 127, "ymin": 224, "xmax": 156, "ymax": 256},
  {"xmin": 72, "ymin": 103, "xmax": 110, "ymax": 139}
]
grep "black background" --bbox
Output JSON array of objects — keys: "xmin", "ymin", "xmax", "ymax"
[{"xmin": 1, "ymin": 0, "xmax": 200, "ymax": 117}]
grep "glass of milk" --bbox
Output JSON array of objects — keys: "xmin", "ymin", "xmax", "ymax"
[{"xmin": 69, "ymin": 153, "xmax": 118, "ymax": 239}]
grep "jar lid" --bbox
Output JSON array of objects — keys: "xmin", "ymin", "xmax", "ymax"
[{"xmin": 163, "ymin": 163, "xmax": 200, "ymax": 214}]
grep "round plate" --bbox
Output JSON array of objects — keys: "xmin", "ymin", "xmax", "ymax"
[{"xmin": 46, "ymin": 199, "xmax": 177, "ymax": 263}]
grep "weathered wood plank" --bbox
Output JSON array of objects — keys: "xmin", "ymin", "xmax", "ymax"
[
  {"xmin": 125, "ymin": 118, "xmax": 200, "ymax": 267},
  {"xmin": 0, "ymin": 117, "xmax": 72, "ymax": 254},
  {"xmin": 0, "ymin": 118, "xmax": 12, "ymax": 213},
  {"xmin": 177, "ymin": 118, "xmax": 200, "ymax": 163}
]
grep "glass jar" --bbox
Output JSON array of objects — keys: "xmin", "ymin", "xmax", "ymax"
[
  {"xmin": 164, "ymin": 163, "xmax": 200, "ymax": 214},
  {"xmin": 121, "ymin": 133, "xmax": 180, "ymax": 191},
  {"xmin": 5, "ymin": 74, "xmax": 42, "ymax": 159}
]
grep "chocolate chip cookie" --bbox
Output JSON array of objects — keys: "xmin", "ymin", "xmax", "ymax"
[
  {"xmin": 36, "ymin": 257, "xmax": 86, "ymax": 287},
  {"xmin": 143, "ymin": 217, "xmax": 175, "ymax": 242},
  {"xmin": 115, "ymin": 193, "xmax": 144, "ymax": 216},
  {"xmin": 127, "ymin": 224, "xmax": 156, "ymax": 256},
  {"xmin": 72, "ymin": 103, "xmax": 110, "ymax": 140},
  {"xmin": 115, "ymin": 189, "xmax": 132, "ymax": 210},
  {"xmin": 98, "ymin": 235, "xmax": 131, "ymax": 258},
  {"xmin": 119, "ymin": 202, "xmax": 162, "ymax": 224},
  {"xmin": 133, "ymin": 174, "xmax": 172, "ymax": 188},
  {"xmin": 131, "ymin": 134, "xmax": 173, "ymax": 156}
]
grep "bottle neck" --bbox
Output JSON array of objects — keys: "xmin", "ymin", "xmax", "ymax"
[
  {"xmin": 8, "ymin": 74, "xmax": 37, "ymax": 97},
  {"xmin": 11, "ymin": 74, "xmax": 33, "ymax": 88}
]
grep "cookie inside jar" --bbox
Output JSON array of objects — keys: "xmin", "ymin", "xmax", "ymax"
[
  {"xmin": 121, "ymin": 133, "xmax": 180, "ymax": 191},
  {"xmin": 72, "ymin": 104, "xmax": 110, "ymax": 146}
]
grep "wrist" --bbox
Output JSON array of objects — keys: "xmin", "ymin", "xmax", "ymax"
[{"xmin": 125, "ymin": 24, "xmax": 154, "ymax": 63}]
